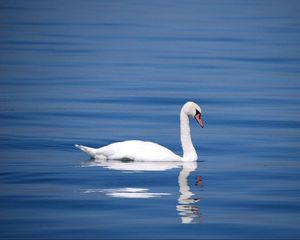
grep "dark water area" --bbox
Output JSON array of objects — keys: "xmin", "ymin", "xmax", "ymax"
[{"xmin": 1, "ymin": 0, "xmax": 300, "ymax": 239}]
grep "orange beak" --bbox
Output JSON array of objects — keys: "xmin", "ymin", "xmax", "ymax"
[{"xmin": 195, "ymin": 114, "xmax": 204, "ymax": 128}]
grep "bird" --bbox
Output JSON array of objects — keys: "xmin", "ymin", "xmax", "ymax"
[{"xmin": 75, "ymin": 101, "xmax": 204, "ymax": 162}]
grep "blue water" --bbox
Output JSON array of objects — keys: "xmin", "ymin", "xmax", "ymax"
[{"xmin": 1, "ymin": 0, "xmax": 300, "ymax": 239}]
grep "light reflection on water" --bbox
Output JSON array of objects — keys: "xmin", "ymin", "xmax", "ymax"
[
  {"xmin": 82, "ymin": 188, "xmax": 171, "ymax": 199},
  {"xmin": 81, "ymin": 159, "xmax": 202, "ymax": 224}
]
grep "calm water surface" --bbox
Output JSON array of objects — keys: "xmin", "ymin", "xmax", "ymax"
[{"xmin": 1, "ymin": 0, "xmax": 300, "ymax": 239}]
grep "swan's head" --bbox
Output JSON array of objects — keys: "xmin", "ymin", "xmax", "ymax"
[{"xmin": 182, "ymin": 101, "xmax": 204, "ymax": 128}]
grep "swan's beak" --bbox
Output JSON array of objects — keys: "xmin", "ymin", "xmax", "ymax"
[{"xmin": 195, "ymin": 114, "xmax": 204, "ymax": 128}]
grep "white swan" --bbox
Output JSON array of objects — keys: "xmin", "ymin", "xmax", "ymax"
[{"xmin": 75, "ymin": 101, "xmax": 204, "ymax": 162}]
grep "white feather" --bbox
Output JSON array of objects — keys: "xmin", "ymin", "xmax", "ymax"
[{"xmin": 75, "ymin": 101, "xmax": 203, "ymax": 162}]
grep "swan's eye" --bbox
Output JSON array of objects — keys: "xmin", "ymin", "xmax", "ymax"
[{"xmin": 195, "ymin": 109, "xmax": 201, "ymax": 118}]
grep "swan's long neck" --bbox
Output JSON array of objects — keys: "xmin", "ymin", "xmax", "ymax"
[{"xmin": 180, "ymin": 110, "xmax": 197, "ymax": 161}]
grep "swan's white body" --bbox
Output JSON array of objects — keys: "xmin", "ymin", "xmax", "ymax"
[{"xmin": 75, "ymin": 101, "xmax": 203, "ymax": 162}]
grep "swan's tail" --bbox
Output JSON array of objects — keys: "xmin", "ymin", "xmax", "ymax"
[{"xmin": 75, "ymin": 144, "xmax": 97, "ymax": 158}]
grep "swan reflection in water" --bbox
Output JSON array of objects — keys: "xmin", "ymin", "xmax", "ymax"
[{"xmin": 81, "ymin": 159, "xmax": 203, "ymax": 224}]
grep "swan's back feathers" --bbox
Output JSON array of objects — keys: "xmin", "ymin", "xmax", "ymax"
[
  {"xmin": 75, "ymin": 144, "xmax": 97, "ymax": 158},
  {"xmin": 75, "ymin": 140, "xmax": 182, "ymax": 161}
]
